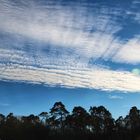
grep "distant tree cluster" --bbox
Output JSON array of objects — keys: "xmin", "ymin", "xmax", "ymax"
[{"xmin": 1, "ymin": 102, "xmax": 140, "ymax": 140}]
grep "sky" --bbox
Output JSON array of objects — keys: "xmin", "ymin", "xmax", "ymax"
[{"xmin": 0, "ymin": 0, "xmax": 140, "ymax": 119}]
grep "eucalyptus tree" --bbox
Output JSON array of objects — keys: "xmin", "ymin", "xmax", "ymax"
[
  {"xmin": 39, "ymin": 112, "xmax": 48, "ymax": 125},
  {"xmin": 71, "ymin": 106, "xmax": 90, "ymax": 131},
  {"xmin": 50, "ymin": 102, "xmax": 69, "ymax": 130},
  {"xmin": 89, "ymin": 106, "xmax": 114, "ymax": 133}
]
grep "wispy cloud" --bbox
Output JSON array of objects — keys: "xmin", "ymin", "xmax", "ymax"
[
  {"xmin": 0, "ymin": 0, "xmax": 140, "ymax": 92},
  {"xmin": 0, "ymin": 0, "xmax": 140, "ymax": 64},
  {"xmin": 0, "ymin": 103, "xmax": 10, "ymax": 107},
  {"xmin": 109, "ymin": 95, "xmax": 124, "ymax": 100},
  {"xmin": 0, "ymin": 0, "xmax": 121, "ymax": 59},
  {"xmin": 0, "ymin": 63, "xmax": 140, "ymax": 92},
  {"xmin": 112, "ymin": 37, "xmax": 140, "ymax": 64}
]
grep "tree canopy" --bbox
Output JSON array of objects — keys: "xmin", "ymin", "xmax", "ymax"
[{"xmin": 1, "ymin": 102, "xmax": 140, "ymax": 140}]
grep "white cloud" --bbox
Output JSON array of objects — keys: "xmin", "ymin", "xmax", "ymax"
[
  {"xmin": 113, "ymin": 37, "xmax": 140, "ymax": 64},
  {"xmin": 0, "ymin": 0, "xmax": 121, "ymax": 59},
  {"xmin": 0, "ymin": 63, "xmax": 140, "ymax": 92},
  {"xmin": 0, "ymin": 103, "xmax": 10, "ymax": 107},
  {"xmin": 109, "ymin": 95, "xmax": 123, "ymax": 100},
  {"xmin": 0, "ymin": 0, "xmax": 140, "ymax": 65},
  {"xmin": 0, "ymin": 0, "xmax": 140, "ymax": 63},
  {"xmin": 0, "ymin": 0, "xmax": 140, "ymax": 92}
]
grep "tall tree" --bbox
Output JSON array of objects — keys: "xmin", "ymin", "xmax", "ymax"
[
  {"xmin": 39, "ymin": 112, "xmax": 48, "ymax": 125},
  {"xmin": 21, "ymin": 114, "xmax": 40, "ymax": 125},
  {"xmin": 115, "ymin": 116, "xmax": 125, "ymax": 131},
  {"xmin": 50, "ymin": 102, "xmax": 69, "ymax": 130},
  {"xmin": 89, "ymin": 106, "xmax": 114, "ymax": 133},
  {"xmin": 71, "ymin": 106, "xmax": 90, "ymax": 131},
  {"xmin": 0, "ymin": 114, "xmax": 5, "ymax": 125},
  {"xmin": 89, "ymin": 106, "xmax": 102, "ymax": 133},
  {"xmin": 6, "ymin": 113, "xmax": 19, "ymax": 127},
  {"xmin": 125, "ymin": 106, "xmax": 140, "ymax": 130}
]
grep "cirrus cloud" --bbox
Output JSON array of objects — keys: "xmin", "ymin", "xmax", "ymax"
[{"xmin": 0, "ymin": 0, "xmax": 140, "ymax": 92}]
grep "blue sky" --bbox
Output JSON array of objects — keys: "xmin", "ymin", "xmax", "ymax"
[
  {"xmin": 1, "ymin": 81, "xmax": 140, "ymax": 119},
  {"xmin": 0, "ymin": 0, "xmax": 140, "ymax": 118}
]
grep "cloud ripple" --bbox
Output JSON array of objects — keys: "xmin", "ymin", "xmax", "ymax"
[{"xmin": 0, "ymin": 0, "xmax": 140, "ymax": 92}]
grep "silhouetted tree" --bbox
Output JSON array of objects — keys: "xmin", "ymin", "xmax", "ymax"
[
  {"xmin": 6, "ymin": 113, "xmax": 19, "ymax": 127},
  {"xmin": 89, "ymin": 106, "xmax": 101, "ymax": 133},
  {"xmin": 89, "ymin": 106, "xmax": 114, "ymax": 133},
  {"xmin": 70, "ymin": 106, "xmax": 90, "ymax": 131},
  {"xmin": 1, "ymin": 102, "xmax": 140, "ymax": 140},
  {"xmin": 39, "ymin": 112, "xmax": 48, "ymax": 125},
  {"xmin": 4, "ymin": 113, "xmax": 21, "ymax": 140},
  {"xmin": 50, "ymin": 102, "xmax": 69, "ymax": 130},
  {"xmin": 0, "ymin": 114, "xmax": 5, "ymax": 124},
  {"xmin": 115, "ymin": 116, "xmax": 125, "ymax": 131},
  {"xmin": 125, "ymin": 106, "xmax": 140, "ymax": 130}
]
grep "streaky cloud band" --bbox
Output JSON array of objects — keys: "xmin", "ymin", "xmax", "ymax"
[
  {"xmin": 0, "ymin": 0, "xmax": 140, "ymax": 64},
  {"xmin": 0, "ymin": 63, "xmax": 140, "ymax": 92},
  {"xmin": 0, "ymin": 0, "xmax": 140, "ymax": 92}
]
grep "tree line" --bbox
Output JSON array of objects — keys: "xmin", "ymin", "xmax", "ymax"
[{"xmin": 1, "ymin": 102, "xmax": 140, "ymax": 140}]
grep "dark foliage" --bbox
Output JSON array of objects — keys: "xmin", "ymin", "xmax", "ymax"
[{"xmin": 1, "ymin": 102, "xmax": 140, "ymax": 140}]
